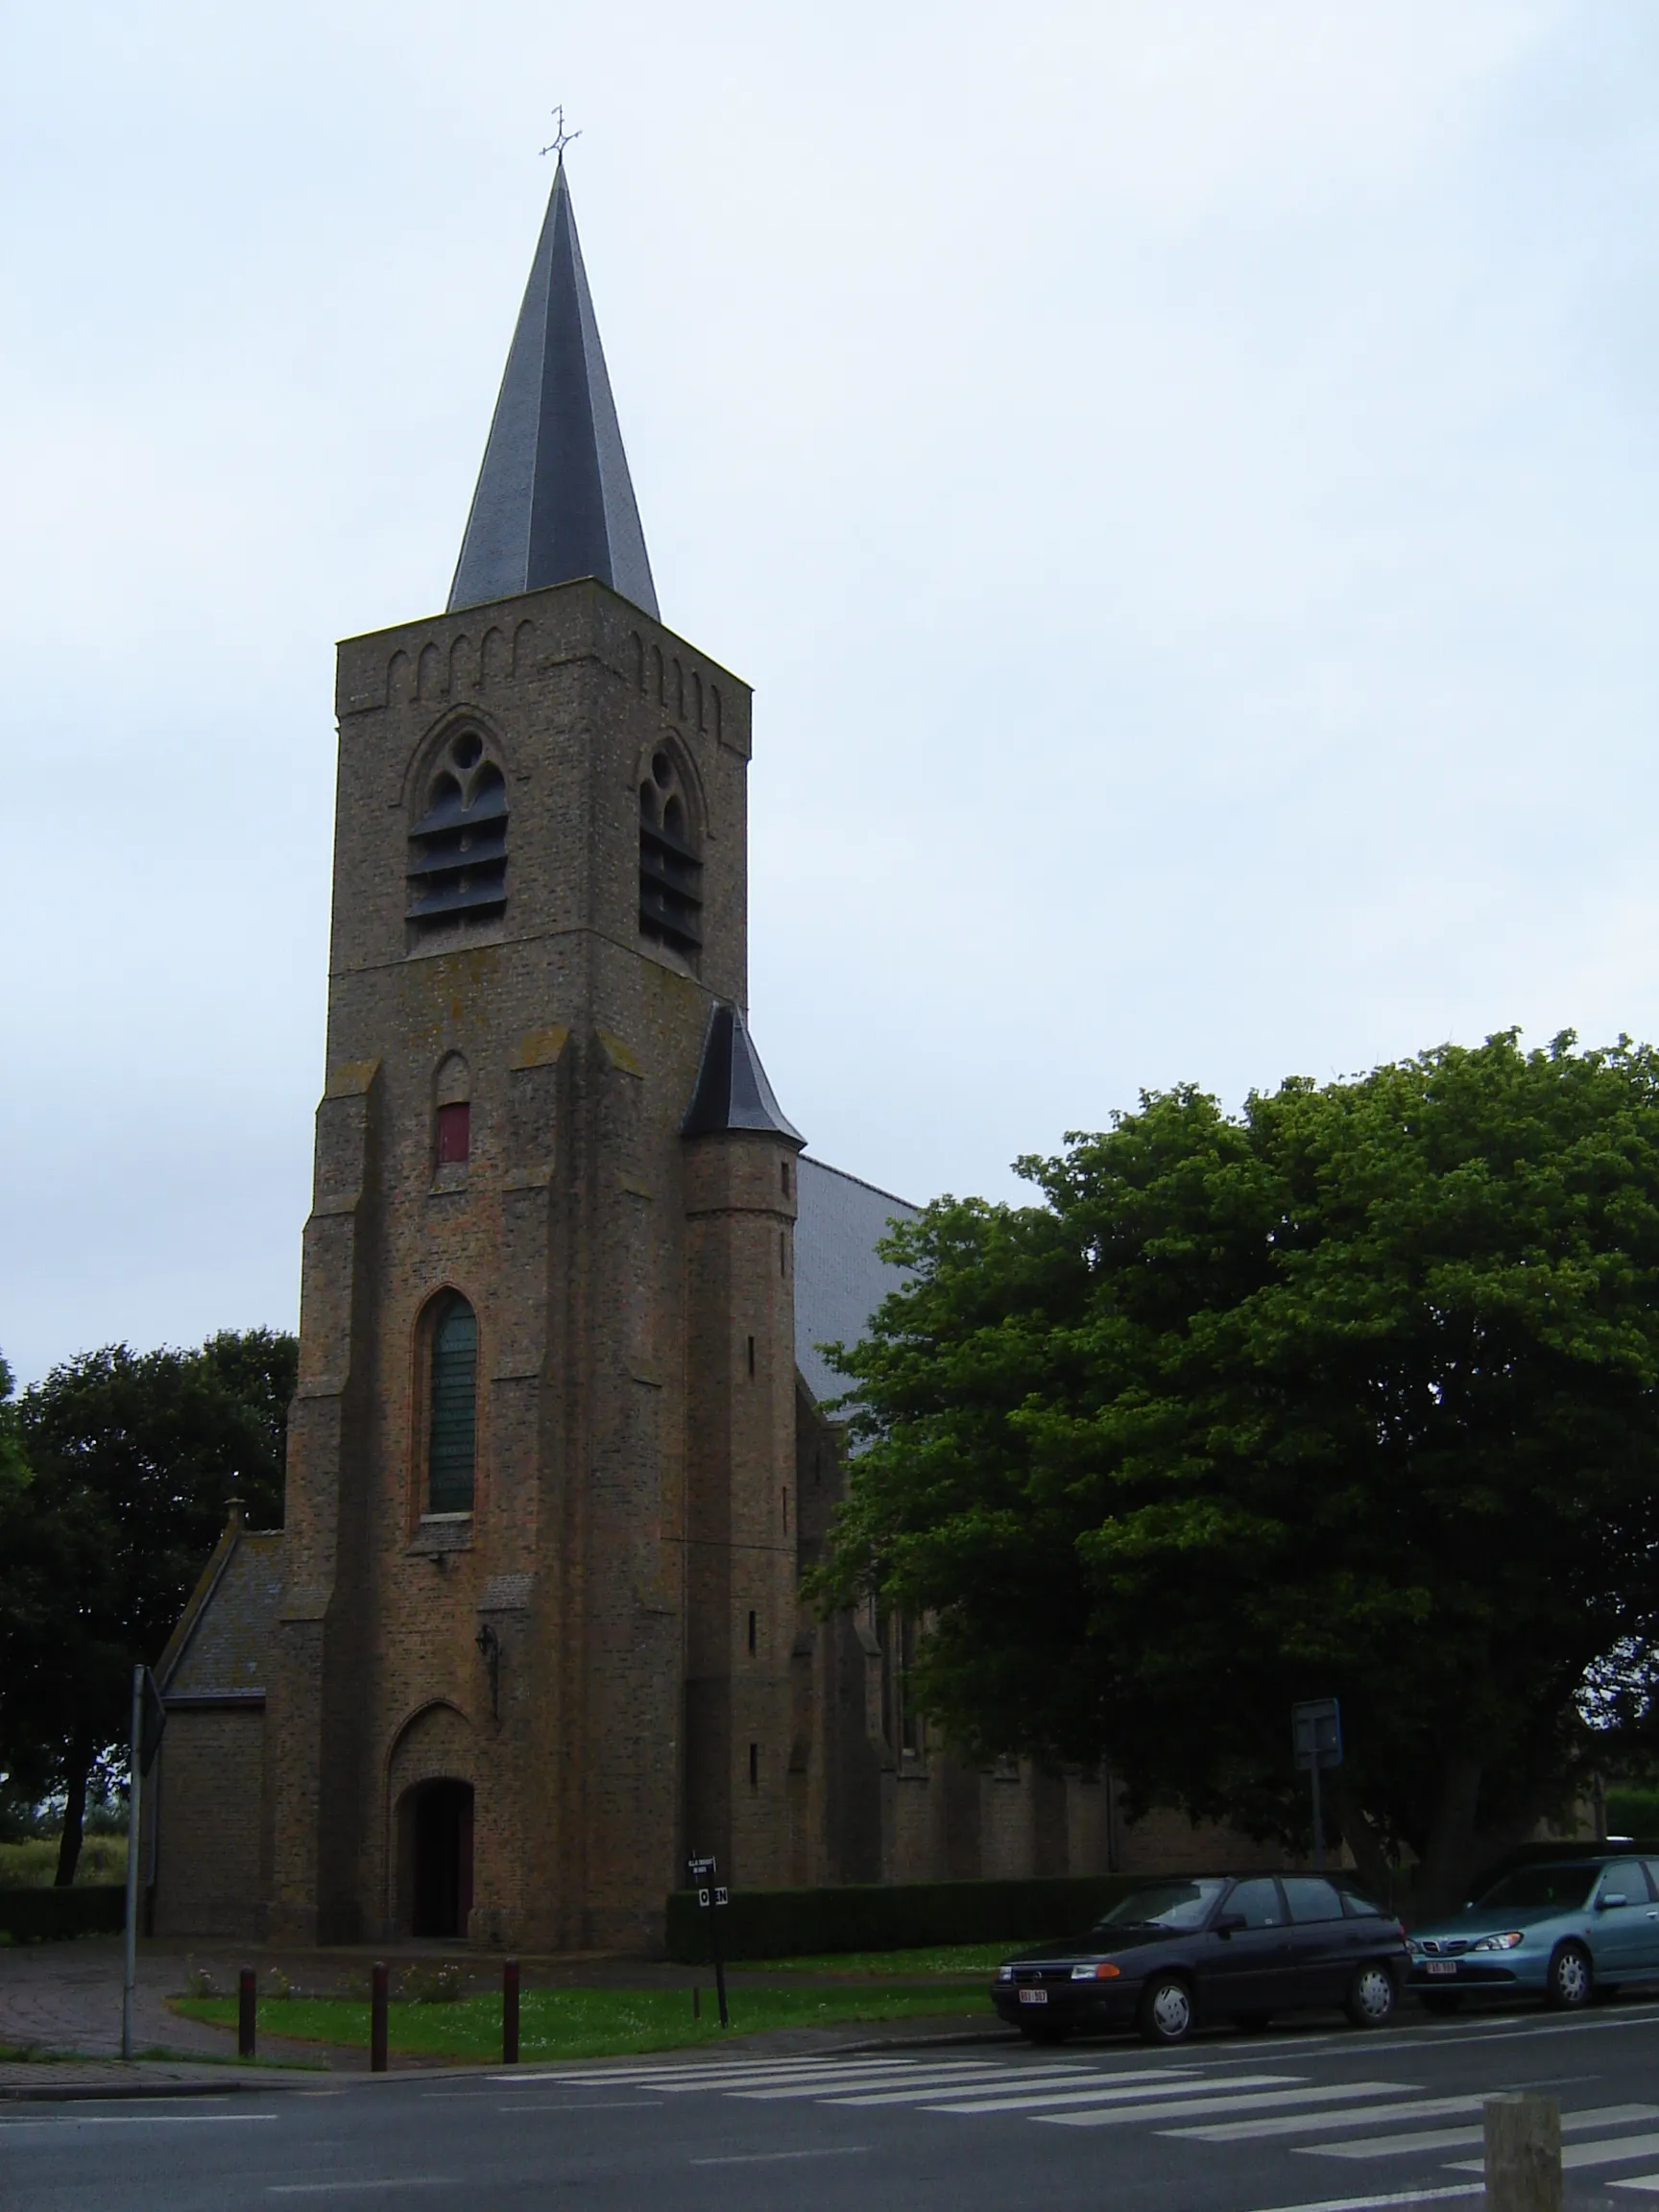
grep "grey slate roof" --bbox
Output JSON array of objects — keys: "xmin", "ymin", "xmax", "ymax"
[
  {"xmin": 794, "ymin": 1157, "xmax": 919, "ymax": 1407},
  {"xmin": 448, "ymin": 159, "xmax": 659, "ymax": 618},
  {"xmin": 683, "ymin": 1003, "xmax": 804, "ymax": 1142},
  {"xmin": 158, "ymin": 1529, "xmax": 283, "ymax": 1699}
]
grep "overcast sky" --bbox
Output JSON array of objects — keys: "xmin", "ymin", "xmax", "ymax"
[{"xmin": 3, "ymin": 1, "xmax": 1655, "ymax": 1385}]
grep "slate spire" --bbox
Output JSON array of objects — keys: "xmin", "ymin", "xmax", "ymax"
[
  {"xmin": 683, "ymin": 1004, "xmax": 805, "ymax": 1144},
  {"xmin": 447, "ymin": 158, "xmax": 659, "ymax": 617}
]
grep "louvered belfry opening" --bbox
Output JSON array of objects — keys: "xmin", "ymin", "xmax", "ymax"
[
  {"xmin": 638, "ymin": 747, "xmax": 702, "ymax": 955},
  {"xmin": 408, "ymin": 730, "xmax": 508, "ymax": 929},
  {"xmin": 427, "ymin": 1292, "xmax": 478, "ymax": 1514}
]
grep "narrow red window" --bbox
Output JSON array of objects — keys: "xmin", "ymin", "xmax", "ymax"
[{"xmin": 436, "ymin": 1101, "xmax": 470, "ymax": 1166}]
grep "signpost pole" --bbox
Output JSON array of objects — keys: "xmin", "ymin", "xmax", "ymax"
[
  {"xmin": 122, "ymin": 1663, "xmax": 142, "ymax": 2061},
  {"xmin": 1310, "ymin": 1755, "xmax": 1325, "ymax": 1873},
  {"xmin": 688, "ymin": 1856, "xmax": 731, "ymax": 2030},
  {"xmin": 1292, "ymin": 1698, "xmax": 1341, "ymax": 1877},
  {"xmin": 710, "ymin": 1887, "xmax": 729, "ymax": 2030}
]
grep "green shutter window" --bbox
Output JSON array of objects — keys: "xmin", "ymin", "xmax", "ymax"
[{"xmin": 428, "ymin": 1295, "xmax": 477, "ymax": 1513}]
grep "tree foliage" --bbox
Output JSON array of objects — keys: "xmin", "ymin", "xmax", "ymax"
[
  {"xmin": 811, "ymin": 1033, "xmax": 1659, "ymax": 1915},
  {"xmin": 0, "ymin": 1329, "xmax": 296, "ymax": 1884}
]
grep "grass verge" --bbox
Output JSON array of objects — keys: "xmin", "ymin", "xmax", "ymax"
[{"xmin": 173, "ymin": 1983, "xmax": 985, "ymax": 2063}]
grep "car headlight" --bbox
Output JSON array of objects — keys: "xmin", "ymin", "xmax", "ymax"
[
  {"xmin": 997, "ymin": 1965, "xmax": 1014, "ymax": 1982},
  {"xmin": 1407, "ymin": 1941, "xmax": 1427, "ymax": 1959},
  {"xmin": 1070, "ymin": 1960, "xmax": 1121, "ymax": 1981},
  {"xmin": 1469, "ymin": 1931, "xmax": 1525, "ymax": 1952}
]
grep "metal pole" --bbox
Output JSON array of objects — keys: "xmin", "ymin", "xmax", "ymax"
[
  {"xmin": 238, "ymin": 1967, "xmax": 257, "ymax": 2060},
  {"xmin": 711, "ymin": 1906, "xmax": 729, "ymax": 2029},
  {"xmin": 1310, "ymin": 1758, "xmax": 1326, "ymax": 1874},
  {"xmin": 122, "ymin": 1663, "xmax": 142, "ymax": 2061}
]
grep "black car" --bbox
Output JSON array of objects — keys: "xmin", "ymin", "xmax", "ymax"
[{"xmin": 990, "ymin": 1873, "xmax": 1409, "ymax": 2046}]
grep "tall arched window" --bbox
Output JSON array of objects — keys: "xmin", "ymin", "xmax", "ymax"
[
  {"xmin": 434, "ymin": 1052, "xmax": 470, "ymax": 1169},
  {"xmin": 638, "ymin": 748, "xmax": 703, "ymax": 955},
  {"xmin": 427, "ymin": 1293, "xmax": 477, "ymax": 1514},
  {"xmin": 407, "ymin": 728, "xmax": 508, "ymax": 934}
]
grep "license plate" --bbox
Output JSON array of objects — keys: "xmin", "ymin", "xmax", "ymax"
[
  {"xmin": 1426, "ymin": 1961, "xmax": 1457, "ymax": 1977},
  {"xmin": 1018, "ymin": 1987, "xmax": 1048, "ymax": 2006}
]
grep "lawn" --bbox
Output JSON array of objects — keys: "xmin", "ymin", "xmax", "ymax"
[
  {"xmin": 753, "ymin": 1944, "xmax": 1011, "ymax": 1977},
  {"xmin": 0, "ymin": 1837, "xmax": 127, "ymax": 1888},
  {"xmin": 173, "ymin": 1982, "xmax": 987, "ymax": 2062}
]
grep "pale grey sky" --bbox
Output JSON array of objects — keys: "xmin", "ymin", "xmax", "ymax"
[{"xmin": 3, "ymin": 1, "xmax": 1655, "ymax": 1383}]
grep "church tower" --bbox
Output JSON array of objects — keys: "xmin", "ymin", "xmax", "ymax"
[{"xmin": 266, "ymin": 157, "xmax": 804, "ymax": 1948}]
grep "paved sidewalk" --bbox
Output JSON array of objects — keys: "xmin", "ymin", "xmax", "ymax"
[{"xmin": 0, "ymin": 1939, "xmax": 238, "ymax": 2062}]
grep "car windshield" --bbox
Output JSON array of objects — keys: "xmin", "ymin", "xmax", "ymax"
[
  {"xmin": 1474, "ymin": 1865, "xmax": 1598, "ymax": 1912},
  {"xmin": 1094, "ymin": 1879, "xmax": 1229, "ymax": 1933}
]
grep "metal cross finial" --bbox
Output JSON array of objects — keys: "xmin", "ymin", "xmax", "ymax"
[{"xmin": 541, "ymin": 105, "xmax": 582, "ymax": 163}]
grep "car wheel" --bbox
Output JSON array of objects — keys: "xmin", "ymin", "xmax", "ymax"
[
  {"xmin": 1546, "ymin": 1941, "xmax": 1593, "ymax": 2010},
  {"xmin": 1138, "ymin": 1972, "xmax": 1196, "ymax": 2047},
  {"xmin": 1344, "ymin": 1961, "xmax": 1396, "ymax": 2029},
  {"xmin": 1420, "ymin": 1991, "xmax": 1463, "ymax": 2015},
  {"xmin": 1018, "ymin": 2018, "xmax": 1074, "ymax": 2045}
]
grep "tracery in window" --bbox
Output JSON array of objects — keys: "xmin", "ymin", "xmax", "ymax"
[
  {"xmin": 408, "ymin": 729, "xmax": 508, "ymax": 930},
  {"xmin": 426, "ymin": 1292, "xmax": 478, "ymax": 1514},
  {"xmin": 637, "ymin": 748, "xmax": 702, "ymax": 956}
]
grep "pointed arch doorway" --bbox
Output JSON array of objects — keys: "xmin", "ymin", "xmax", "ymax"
[{"xmin": 409, "ymin": 1779, "xmax": 473, "ymax": 1938}]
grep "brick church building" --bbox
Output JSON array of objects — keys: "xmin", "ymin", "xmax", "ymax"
[{"xmin": 149, "ymin": 160, "xmax": 1228, "ymax": 1948}]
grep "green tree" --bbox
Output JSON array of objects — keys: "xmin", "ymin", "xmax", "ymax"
[
  {"xmin": 812, "ymin": 1033, "xmax": 1659, "ymax": 1918},
  {"xmin": 0, "ymin": 1330, "xmax": 296, "ymax": 1885}
]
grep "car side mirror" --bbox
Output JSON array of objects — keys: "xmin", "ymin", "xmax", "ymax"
[
  {"xmin": 1214, "ymin": 1912, "xmax": 1246, "ymax": 1936},
  {"xmin": 1599, "ymin": 1893, "xmax": 1628, "ymax": 1911}
]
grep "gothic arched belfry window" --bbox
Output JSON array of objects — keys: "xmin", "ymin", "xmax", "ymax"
[
  {"xmin": 407, "ymin": 729, "xmax": 508, "ymax": 931},
  {"xmin": 427, "ymin": 1293, "xmax": 478, "ymax": 1514},
  {"xmin": 637, "ymin": 747, "xmax": 702, "ymax": 955}
]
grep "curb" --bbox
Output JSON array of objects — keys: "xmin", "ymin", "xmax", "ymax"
[{"xmin": 0, "ymin": 2070, "xmax": 319, "ymax": 2104}]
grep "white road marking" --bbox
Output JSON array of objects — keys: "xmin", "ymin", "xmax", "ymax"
[
  {"xmin": 1239, "ymin": 2190, "xmax": 1482, "ymax": 2212},
  {"xmin": 689, "ymin": 2145, "xmax": 872, "ymax": 2166},
  {"xmin": 268, "ymin": 2183, "xmax": 457, "ymax": 2197},
  {"xmin": 488, "ymin": 2056, "xmax": 911, "ymax": 2083},
  {"xmin": 1305, "ymin": 2104, "xmax": 1659, "ymax": 2161},
  {"xmin": 731, "ymin": 2064, "xmax": 1044, "ymax": 2101},
  {"xmin": 1037, "ymin": 2081, "xmax": 1419, "ymax": 2129},
  {"xmin": 1177, "ymin": 2097, "xmax": 1488, "ymax": 2143},
  {"xmin": 830, "ymin": 2065, "xmax": 1203, "ymax": 2107},
  {"xmin": 1611, "ymin": 2177, "xmax": 1659, "ymax": 2195},
  {"xmin": 495, "ymin": 2099, "xmax": 664, "ymax": 2110},
  {"xmin": 0, "ymin": 2113, "xmax": 282, "ymax": 2130},
  {"xmin": 1451, "ymin": 2129, "xmax": 1659, "ymax": 2173},
  {"xmin": 917, "ymin": 2071, "xmax": 1306, "ymax": 2117}
]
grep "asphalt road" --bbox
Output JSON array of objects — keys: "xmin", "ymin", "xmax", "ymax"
[{"xmin": 11, "ymin": 2002, "xmax": 1659, "ymax": 2211}]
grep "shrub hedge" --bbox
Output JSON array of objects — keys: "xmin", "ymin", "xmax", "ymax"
[
  {"xmin": 0, "ymin": 1885, "xmax": 126, "ymax": 1944},
  {"xmin": 664, "ymin": 1872, "xmax": 1173, "ymax": 1962}
]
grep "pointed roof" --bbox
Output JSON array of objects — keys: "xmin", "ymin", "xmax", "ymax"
[
  {"xmin": 447, "ymin": 160, "xmax": 659, "ymax": 617},
  {"xmin": 684, "ymin": 1003, "xmax": 805, "ymax": 1144}
]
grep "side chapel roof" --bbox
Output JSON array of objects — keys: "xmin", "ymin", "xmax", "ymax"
[
  {"xmin": 793, "ymin": 1157, "xmax": 919, "ymax": 1405},
  {"xmin": 154, "ymin": 1513, "xmax": 282, "ymax": 1703}
]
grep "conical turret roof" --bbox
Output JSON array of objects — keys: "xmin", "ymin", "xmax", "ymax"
[
  {"xmin": 683, "ymin": 1004, "xmax": 805, "ymax": 1144},
  {"xmin": 447, "ymin": 160, "xmax": 659, "ymax": 617}
]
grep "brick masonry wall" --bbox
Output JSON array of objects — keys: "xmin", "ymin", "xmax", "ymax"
[{"xmin": 151, "ymin": 1711, "xmax": 267, "ymax": 1940}]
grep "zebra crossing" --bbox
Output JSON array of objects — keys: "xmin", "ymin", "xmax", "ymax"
[{"xmin": 489, "ymin": 2049, "xmax": 1659, "ymax": 2191}]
